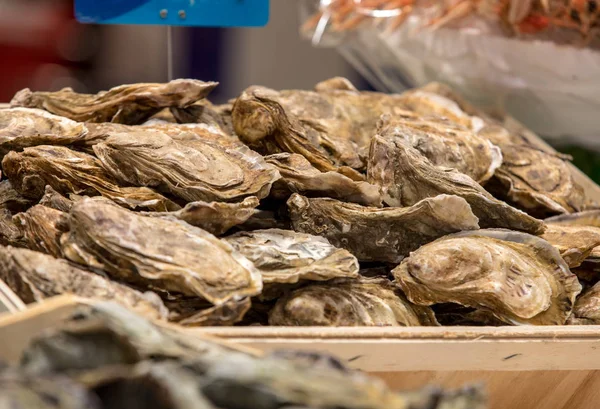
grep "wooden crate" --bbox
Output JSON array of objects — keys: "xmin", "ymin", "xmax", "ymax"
[{"xmin": 2, "ymin": 296, "xmax": 600, "ymax": 409}]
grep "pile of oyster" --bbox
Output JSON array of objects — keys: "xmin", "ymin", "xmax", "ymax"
[
  {"xmin": 1, "ymin": 77, "xmax": 600, "ymax": 327},
  {"xmin": 0, "ymin": 301, "xmax": 486, "ymax": 409}
]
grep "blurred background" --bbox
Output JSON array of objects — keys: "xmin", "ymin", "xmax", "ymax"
[{"xmin": 0, "ymin": 0, "xmax": 366, "ymax": 103}]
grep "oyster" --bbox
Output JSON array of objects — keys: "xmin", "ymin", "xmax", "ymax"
[
  {"xmin": 269, "ymin": 277, "xmax": 439, "ymax": 326},
  {"xmin": 61, "ymin": 199, "xmax": 262, "ymax": 305},
  {"xmin": 376, "ymin": 114, "xmax": 502, "ymax": 184},
  {"xmin": 93, "ymin": 131, "xmax": 279, "ymax": 203},
  {"xmin": 541, "ymin": 224, "xmax": 600, "ymax": 268},
  {"xmin": 265, "ymin": 153, "xmax": 382, "ymax": 206},
  {"xmin": 11, "ymin": 79, "xmax": 218, "ymax": 124},
  {"xmin": 402, "ymin": 83, "xmax": 588, "ymax": 216},
  {"xmin": 367, "ymin": 123, "xmax": 545, "ymax": 234},
  {"xmin": 224, "ymin": 228, "xmax": 359, "ymax": 284},
  {"xmin": 0, "ymin": 209, "xmax": 25, "ymax": 247},
  {"xmin": 287, "ymin": 193, "xmax": 479, "ymax": 263},
  {"xmin": 165, "ymin": 296, "xmax": 252, "ymax": 327},
  {"xmin": 545, "ymin": 210, "xmax": 600, "ymax": 227},
  {"xmin": 13, "ymin": 204, "xmax": 67, "ymax": 258},
  {"xmin": 0, "ymin": 246, "xmax": 168, "ymax": 320},
  {"xmin": 38, "ymin": 185, "xmax": 74, "ymax": 212},
  {"xmin": 2, "ymin": 145, "xmax": 180, "ymax": 211},
  {"xmin": 568, "ymin": 282, "xmax": 600, "ymax": 325},
  {"xmin": 144, "ymin": 196, "xmax": 260, "ymax": 236},
  {"xmin": 393, "ymin": 229, "xmax": 582, "ymax": 325},
  {"xmin": 0, "ymin": 180, "xmax": 33, "ymax": 213},
  {"xmin": 170, "ymin": 100, "xmax": 235, "ymax": 135},
  {"xmin": 0, "ymin": 107, "xmax": 89, "ymax": 159}
]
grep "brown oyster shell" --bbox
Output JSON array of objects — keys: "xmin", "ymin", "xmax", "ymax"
[
  {"xmin": 13, "ymin": 205, "xmax": 68, "ymax": 258},
  {"xmin": 224, "ymin": 228, "xmax": 359, "ymax": 284},
  {"xmin": 545, "ymin": 210, "xmax": 600, "ymax": 227},
  {"xmin": 0, "ymin": 107, "xmax": 88, "ymax": 159},
  {"xmin": 170, "ymin": 99, "xmax": 235, "ymax": 135},
  {"xmin": 377, "ymin": 113, "xmax": 502, "ymax": 184},
  {"xmin": 92, "ymin": 131, "xmax": 279, "ymax": 203},
  {"xmin": 2, "ymin": 145, "xmax": 180, "ymax": 212},
  {"xmin": 287, "ymin": 193, "xmax": 479, "ymax": 263},
  {"xmin": 393, "ymin": 229, "xmax": 582, "ymax": 325},
  {"xmin": 269, "ymin": 277, "xmax": 439, "ymax": 326},
  {"xmin": 0, "ymin": 209, "xmax": 25, "ymax": 247},
  {"xmin": 265, "ymin": 153, "xmax": 382, "ymax": 206},
  {"xmin": 11, "ymin": 79, "xmax": 218, "ymax": 124},
  {"xmin": 0, "ymin": 246, "xmax": 168, "ymax": 320},
  {"xmin": 164, "ymin": 296, "xmax": 252, "ymax": 327},
  {"xmin": 568, "ymin": 282, "xmax": 600, "ymax": 325},
  {"xmin": 38, "ymin": 185, "xmax": 74, "ymax": 212},
  {"xmin": 61, "ymin": 199, "xmax": 262, "ymax": 305},
  {"xmin": 0, "ymin": 180, "xmax": 34, "ymax": 213},
  {"xmin": 367, "ymin": 122, "xmax": 545, "ymax": 234},
  {"xmin": 541, "ymin": 224, "xmax": 600, "ymax": 268},
  {"xmin": 402, "ymin": 83, "xmax": 588, "ymax": 216}
]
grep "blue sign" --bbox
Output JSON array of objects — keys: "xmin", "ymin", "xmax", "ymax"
[{"xmin": 75, "ymin": 0, "xmax": 269, "ymax": 27}]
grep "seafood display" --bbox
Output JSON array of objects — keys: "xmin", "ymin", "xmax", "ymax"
[{"xmin": 0, "ymin": 77, "xmax": 599, "ymax": 327}]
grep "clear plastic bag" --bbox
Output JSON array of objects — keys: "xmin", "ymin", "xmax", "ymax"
[{"xmin": 299, "ymin": 0, "xmax": 600, "ymax": 146}]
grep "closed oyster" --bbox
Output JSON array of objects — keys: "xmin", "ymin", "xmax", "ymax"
[
  {"xmin": 61, "ymin": 199, "xmax": 262, "ymax": 305},
  {"xmin": 0, "ymin": 246, "xmax": 168, "ymax": 320},
  {"xmin": 13, "ymin": 204, "xmax": 68, "ymax": 258},
  {"xmin": 0, "ymin": 107, "xmax": 88, "ymax": 159},
  {"xmin": 367, "ymin": 123, "xmax": 545, "ymax": 234},
  {"xmin": 11, "ymin": 79, "xmax": 218, "ymax": 124},
  {"xmin": 568, "ymin": 282, "xmax": 600, "ymax": 325},
  {"xmin": 224, "ymin": 228, "xmax": 359, "ymax": 284},
  {"xmin": 164, "ymin": 296, "xmax": 252, "ymax": 327},
  {"xmin": 93, "ymin": 131, "xmax": 279, "ymax": 203},
  {"xmin": 2, "ymin": 145, "xmax": 180, "ymax": 211},
  {"xmin": 269, "ymin": 277, "xmax": 439, "ymax": 326},
  {"xmin": 0, "ymin": 180, "xmax": 33, "ymax": 213},
  {"xmin": 393, "ymin": 229, "xmax": 582, "ymax": 325},
  {"xmin": 0, "ymin": 209, "xmax": 25, "ymax": 247},
  {"xmin": 546, "ymin": 210, "xmax": 600, "ymax": 227},
  {"xmin": 144, "ymin": 196, "xmax": 260, "ymax": 236},
  {"xmin": 287, "ymin": 193, "xmax": 479, "ymax": 263},
  {"xmin": 38, "ymin": 185, "xmax": 73, "ymax": 212},
  {"xmin": 377, "ymin": 114, "xmax": 502, "ymax": 184},
  {"xmin": 541, "ymin": 224, "xmax": 600, "ymax": 268},
  {"xmin": 402, "ymin": 83, "xmax": 589, "ymax": 216},
  {"xmin": 265, "ymin": 153, "xmax": 382, "ymax": 206},
  {"xmin": 170, "ymin": 100, "xmax": 235, "ymax": 135}
]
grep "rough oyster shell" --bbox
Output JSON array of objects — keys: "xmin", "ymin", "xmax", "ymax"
[
  {"xmin": 287, "ymin": 193, "xmax": 479, "ymax": 263},
  {"xmin": 269, "ymin": 277, "xmax": 439, "ymax": 326},
  {"xmin": 224, "ymin": 228, "xmax": 359, "ymax": 284},
  {"xmin": 38, "ymin": 185, "xmax": 73, "ymax": 212},
  {"xmin": 393, "ymin": 229, "xmax": 582, "ymax": 325},
  {"xmin": 265, "ymin": 153, "xmax": 382, "ymax": 206},
  {"xmin": 164, "ymin": 296, "xmax": 252, "ymax": 327},
  {"xmin": 403, "ymin": 83, "xmax": 588, "ymax": 216},
  {"xmin": 13, "ymin": 204, "xmax": 68, "ymax": 258},
  {"xmin": 2, "ymin": 145, "xmax": 180, "ymax": 211},
  {"xmin": 11, "ymin": 79, "xmax": 218, "ymax": 124},
  {"xmin": 0, "ymin": 246, "xmax": 168, "ymax": 320},
  {"xmin": 93, "ymin": 131, "xmax": 279, "ymax": 203},
  {"xmin": 0, "ymin": 180, "xmax": 33, "ymax": 213},
  {"xmin": 0, "ymin": 107, "xmax": 88, "ymax": 159},
  {"xmin": 377, "ymin": 113, "xmax": 502, "ymax": 184},
  {"xmin": 541, "ymin": 224, "xmax": 600, "ymax": 268},
  {"xmin": 568, "ymin": 282, "xmax": 600, "ymax": 325},
  {"xmin": 0, "ymin": 209, "xmax": 25, "ymax": 247},
  {"xmin": 61, "ymin": 199, "xmax": 262, "ymax": 305},
  {"xmin": 170, "ymin": 99, "xmax": 235, "ymax": 135},
  {"xmin": 367, "ymin": 123, "xmax": 545, "ymax": 234},
  {"xmin": 545, "ymin": 210, "xmax": 600, "ymax": 227}
]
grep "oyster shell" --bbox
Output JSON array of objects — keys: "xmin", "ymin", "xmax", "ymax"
[
  {"xmin": 93, "ymin": 131, "xmax": 279, "ymax": 203},
  {"xmin": 165, "ymin": 296, "xmax": 252, "ymax": 327},
  {"xmin": 11, "ymin": 79, "xmax": 218, "ymax": 124},
  {"xmin": 61, "ymin": 199, "xmax": 263, "ymax": 305},
  {"xmin": 0, "ymin": 107, "xmax": 88, "ymax": 159},
  {"xmin": 0, "ymin": 180, "xmax": 33, "ymax": 213},
  {"xmin": 376, "ymin": 114, "xmax": 502, "ymax": 184},
  {"xmin": 13, "ymin": 204, "xmax": 68, "ymax": 258},
  {"xmin": 402, "ymin": 83, "xmax": 588, "ymax": 216},
  {"xmin": 0, "ymin": 209, "xmax": 25, "ymax": 247},
  {"xmin": 269, "ymin": 277, "xmax": 439, "ymax": 326},
  {"xmin": 2, "ymin": 145, "xmax": 180, "ymax": 211},
  {"xmin": 265, "ymin": 153, "xmax": 382, "ymax": 206},
  {"xmin": 170, "ymin": 100, "xmax": 235, "ymax": 135},
  {"xmin": 224, "ymin": 228, "xmax": 359, "ymax": 284},
  {"xmin": 393, "ymin": 229, "xmax": 582, "ymax": 325},
  {"xmin": 38, "ymin": 185, "xmax": 73, "ymax": 212},
  {"xmin": 545, "ymin": 210, "xmax": 600, "ymax": 227},
  {"xmin": 367, "ymin": 123, "xmax": 545, "ymax": 234},
  {"xmin": 144, "ymin": 196, "xmax": 260, "ymax": 236},
  {"xmin": 0, "ymin": 246, "xmax": 168, "ymax": 320},
  {"xmin": 568, "ymin": 282, "xmax": 600, "ymax": 325},
  {"xmin": 541, "ymin": 224, "xmax": 600, "ymax": 268},
  {"xmin": 287, "ymin": 193, "xmax": 480, "ymax": 263}
]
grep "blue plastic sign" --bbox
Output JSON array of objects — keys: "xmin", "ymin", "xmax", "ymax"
[{"xmin": 75, "ymin": 0, "xmax": 269, "ymax": 27}]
